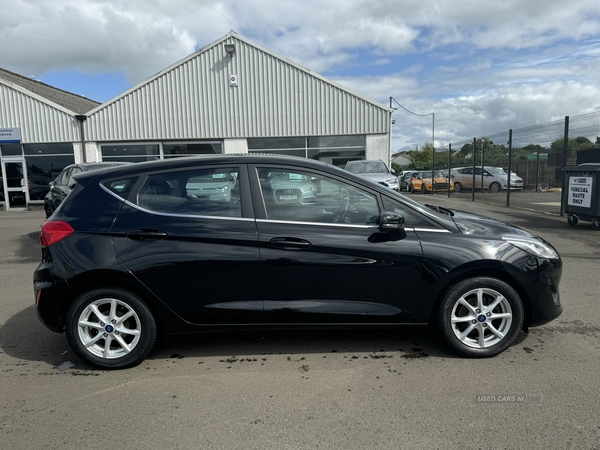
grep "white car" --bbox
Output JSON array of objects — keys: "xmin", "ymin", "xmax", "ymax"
[
  {"xmin": 450, "ymin": 166, "xmax": 523, "ymax": 193},
  {"xmin": 344, "ymin": 160, "xmax": 400, "ymax": 191}
]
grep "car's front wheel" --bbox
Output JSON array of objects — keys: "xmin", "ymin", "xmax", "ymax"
[
  {"xmin": 438, "ymin": 277, "xmax": 524, "ymax": 357},
  {"xmin": 453, "ymin": 182, "xmax": 462, "ymax": 193},
  {"xmin": 65, "ymin": 288, "xmax": 157, "ymax": 369}
]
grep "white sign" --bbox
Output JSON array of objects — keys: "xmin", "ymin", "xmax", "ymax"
[
  {"xmin": 0, "ymin": 128, "xmax": 21, "ymax": 143},
  {"xmin": 229, "ymin": 74, "xmax": 238, "ymax": 87},
  {"xmin": 568, "ymin": 176, "xmax": 593, "ymax": 208}
]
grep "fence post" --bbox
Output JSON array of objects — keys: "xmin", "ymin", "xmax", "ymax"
[
  {"xmin": 448, "ymin": 144, "xmax": 452, "ymax": 198},
  {"xmin": 560, "ymin": 116, "xmax": 569, "ymax": 216},
  {"xmin": 472, "ymin": 138, "xmax": 476, "ymax": 201},
  {"xmin": 507, "ymin": 129, "xmax": 512, "ymax": 207}
]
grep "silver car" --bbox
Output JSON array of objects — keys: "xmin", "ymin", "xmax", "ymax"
[
  {"xmin": 450, "ymin": 166, "xmax": 523, "ymax": 193},
  {"xmin": 344, "ymin": 160, "xmax": 399, "ymax": 191}
]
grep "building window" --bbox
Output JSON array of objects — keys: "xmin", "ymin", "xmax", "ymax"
[
  {"xmin": 248, "ymin": 135, "xmax": 365, "ymax": 167},
  {"xmin": 163, "ymin": 142, "xmax": 222, "ymax": 158},
  {"xmin": 13, "ymin": 143, "xmax": 75, "ymax": 201},
  {"xmin": 101, "ymin": 144, "xmax": 160, "ymax": 162}
]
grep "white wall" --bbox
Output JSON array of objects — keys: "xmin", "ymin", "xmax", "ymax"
[
  {"xmin": 223, "ymin": 139, "xmax": 248, "ymax": 154},
  {"xmin": 366, "ymin": 134, "xmax": 390, "ymax": 164}
]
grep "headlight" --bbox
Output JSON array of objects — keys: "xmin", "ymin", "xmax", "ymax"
[{"xmin": 502, "ymin": 235, "xmax": 558, "ymax": 259}]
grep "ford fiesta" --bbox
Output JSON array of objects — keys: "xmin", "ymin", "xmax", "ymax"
[{"xmin": 34, "ymin": 155, "xmax": 562, "ymax": 369}]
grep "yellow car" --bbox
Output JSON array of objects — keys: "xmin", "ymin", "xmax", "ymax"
[{"xmin": 411, "ymin": 171, "xmax": 454, "ymax": 193}]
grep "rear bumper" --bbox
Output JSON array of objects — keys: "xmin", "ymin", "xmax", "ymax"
[{"xmin": 33, "ymin": 261, "xmax": 69, "ymax": 332}]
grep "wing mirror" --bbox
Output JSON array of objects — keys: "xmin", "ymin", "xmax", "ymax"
[{"xmin": 379, "ymin": 210, "xmax": 405, "ymax": 232}]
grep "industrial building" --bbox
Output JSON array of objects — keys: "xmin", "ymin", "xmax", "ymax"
[{"xmin": 1, "ymin": 31, "xmax": 392, "ymax": 211}]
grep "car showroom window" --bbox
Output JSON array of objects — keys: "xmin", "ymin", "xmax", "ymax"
[
  {"xmin": 257, "ymin": 167, "xmax": 379, "ymax": 224},
  {"xmin": 136, "ymin": 167, "xmax": 241, "ymax": 217},
  {"xmin": 382, "ymin": 197, "xmax": 438, "ymax": 228}
]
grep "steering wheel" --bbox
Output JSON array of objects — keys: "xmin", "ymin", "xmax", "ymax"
[{"xmin": 333, "ymin": 189, "xmax": 350, "ymax": 223}]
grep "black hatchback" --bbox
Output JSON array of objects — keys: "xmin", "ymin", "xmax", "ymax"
[{"xmin": 33, "ymin": 155, "xmax": 563, "ymax": 369}]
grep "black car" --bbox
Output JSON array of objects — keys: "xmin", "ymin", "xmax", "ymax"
[
  {"xmin": 33, "ymin": 154, "xmax": 563, "ymax": 369},
  {"xmin": 44, "ymin": 162, "xmax": 131, "ymax": 218}
]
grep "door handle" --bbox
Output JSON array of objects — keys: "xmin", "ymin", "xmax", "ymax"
[
  {"xmin": 126, "ymin": 229, "xmax": 168, "ymax": 241},
  {"xmin": 269, "ymin": 237, "xmax": 311, "ymax": 250}
]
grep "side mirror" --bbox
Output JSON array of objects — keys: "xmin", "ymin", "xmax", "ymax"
[{"xmin": 379, "ymin": 210, "xmax": 405, "ymax": 232}]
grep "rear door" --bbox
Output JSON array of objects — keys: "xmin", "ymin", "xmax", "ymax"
[{"xmin": 110, "ymin": 164, "xmax": 262, "ymax": 325}]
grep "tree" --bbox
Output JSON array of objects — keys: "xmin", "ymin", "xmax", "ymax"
[
  {"xmin": 407, "ymin": 143, "xmax": 434, "ymax": 170},
  {"xmin": 550, "ymin": 136, "xmax": 594, "ymax": 156}
]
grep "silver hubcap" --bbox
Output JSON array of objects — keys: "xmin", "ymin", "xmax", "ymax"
[
  {"xmin": 77, "ymin": 298, "xmax": 142, "ymax": 359},
  {"xmin": 450, "ymin": 288, "xmax": 513, "ymax": 349}
]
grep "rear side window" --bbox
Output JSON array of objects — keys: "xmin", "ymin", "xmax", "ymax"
[{"xmin": 136, "ymin": 168, "xmax": 241, "ymax": 217}]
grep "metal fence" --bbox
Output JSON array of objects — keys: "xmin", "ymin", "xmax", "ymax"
[{"xmin": 424, "ymin": 112, "xmax": 600, "ymax": 214}]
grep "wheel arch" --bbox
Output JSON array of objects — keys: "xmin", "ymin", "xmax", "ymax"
[
  {"xmin": 425, "ymin": 266, "xmax": 532, "ymax": 329},
  {"xmin": 59, "ymin": 270, "xmax": 168, "ymax": 336}
]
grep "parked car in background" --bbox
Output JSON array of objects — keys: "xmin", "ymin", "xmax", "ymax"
[
  {"xmin": 34, "ymin": 154, "xmax": 562, "ymax": 369},
  {"xmin": 0, "ymin": 176, "xmax": 25, "ymax": 204},
  {"xmin": 450, "ymin": 166, "xmax": 523, "ymax": 193},
  {"xmin": 411, "ymin": 171, "xmax": 454, "ymax": 193},
  {"xmin": 399, "ymin": 170, "xmax": 420, "ymax": 192},
  {"xmin": 266, "ymin": 171, "xmax": 317, "ymax": 205},
  {"xmin": 344, "ymin": 160, "xmax": 399, "ymax": 191},
  {"xmin": 44, "ymin": 162, "xmax": 131, "ymax": 218}
]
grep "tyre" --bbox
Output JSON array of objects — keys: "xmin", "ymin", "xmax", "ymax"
[
  {"xmin": 453, "ymin": 182, "xmax": 462, "ymax": 193},
  {"xmin": 489, "ymin": 182, "xmax": 501, "ymax": 193},
  {"xmin": 592, "ymin": 218, "xmax": 600, "ymax": 230},
  {"xmin": 421, "ymin": 184, "xmax": 427, "ymax": 193},
  {"xmin": 567, "ymin": 215, "xmax": 578, "ymax": 226},
  {"xmin": 65, "ymin": 287, "xmax": 157, "ymax": 369},
  {"xmin": 438, "ymin": 277, "xmax": 524, "ymax": 357},
  {"xmin": 409, "ymin": 184, "xmax": 414, "ymax": 193}
]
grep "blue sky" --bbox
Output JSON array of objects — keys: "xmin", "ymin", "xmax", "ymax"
[{"xmin": 2, "ymin": 0, "xmax": 600, "ymax": 150}]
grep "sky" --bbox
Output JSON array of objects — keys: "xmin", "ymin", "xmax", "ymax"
[{"xmin": 2, "ymin": 0, "xmax": 600, "ymax": 151}]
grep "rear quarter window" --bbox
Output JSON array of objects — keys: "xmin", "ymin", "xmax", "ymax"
[{"xmin": 102, "ymin": 177, "xmax": 138, "ymax": 199}]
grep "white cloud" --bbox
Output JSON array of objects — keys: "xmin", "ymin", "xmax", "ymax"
[{"xmin": 1, "ymin": 0, "xmax": 599, "ymax": 147}]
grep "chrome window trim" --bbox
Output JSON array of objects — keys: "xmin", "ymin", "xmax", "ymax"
[
  {"xmin": 99, "ymin": 184, "xmax": 252, "ymax": 222},
  {"xmin": 257, "ymin": 218, "xmax": 377, "ymax": 229},
  {"xmin": 413, "ymin": 227, "xmax": 452, "ymax": 233}
]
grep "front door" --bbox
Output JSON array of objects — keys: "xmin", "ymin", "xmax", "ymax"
[
  {"xmin": 1, "ymin": 160, "xmax": 27, "ymax": 211},
  {"xmin": 250, "ymin": 164, "xmax": 424, "ymax": 324}
]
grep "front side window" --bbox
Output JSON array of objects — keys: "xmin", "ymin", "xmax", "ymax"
[
  {"xmin": 136, "ymin": 167, "xmax": 240, "ymax": 217},
  {"xmin": 257, "ymin": 167, "xmax": 379, "ymax": 225},
  {"xmin": 382, "ymin": 197, "xmax": 436, "ymax": 228}
]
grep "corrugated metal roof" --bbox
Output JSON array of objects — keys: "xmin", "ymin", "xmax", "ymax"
[
  {"xmin": 86, "ymin": 31, "xmax": 391, "ymax": 141},
  {"xmin": 0, "ymin": 67, "xmax": 100, "ymax": 114}
]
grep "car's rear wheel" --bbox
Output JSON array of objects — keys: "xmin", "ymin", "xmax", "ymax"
[
  {"xmin": 421, "ymin": 184, "xmax": 427, "ymax": 193},
  {"xmin": 438, "ymin": 277, "xmax": 523, "ymax": 357},
  {"xmin": 489, "ymin": 182, "xmax": 501, "ymax": 193},
  {"xmin": 66, "ymin": 288, "xmax": 157, "ymax": 369},
  {"xmin": 453, "ymin": 182, "xmax": 462, "ymax": 193}
]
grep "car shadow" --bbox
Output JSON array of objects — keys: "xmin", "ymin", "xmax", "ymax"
[{"xmin": 1, "ymin": 305, "xmax": 461, "ymax": 371}]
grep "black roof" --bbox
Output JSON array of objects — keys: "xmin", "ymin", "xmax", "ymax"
[{"xmin": 0, "ymin": 67, "xmax": 100, "ymax": 114}]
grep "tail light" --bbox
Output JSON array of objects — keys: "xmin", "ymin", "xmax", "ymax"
[{"xmin": 40, "ymin": 221, "xmax": 74, "ymax": 247}]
